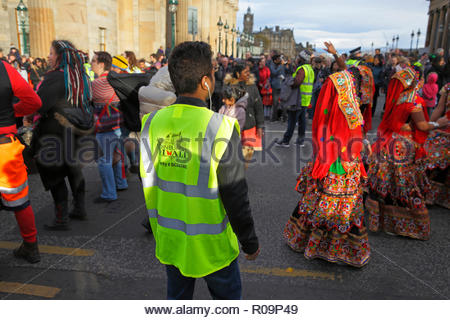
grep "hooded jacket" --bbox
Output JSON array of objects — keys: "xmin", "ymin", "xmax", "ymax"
[
  {"xmin": 224, "ymin": 74, "xmax": 264, "ymax": 131},
  {"xmin": 138, "ymin": 66, "xmax": 177, "ymax": 114},
  {"xmin": 422, "ymin": 72, "xmax": 438, "ymax": 108},
  {"xmin": 218, "ymin": 93, "xmax": 248, "ymax": 130}
]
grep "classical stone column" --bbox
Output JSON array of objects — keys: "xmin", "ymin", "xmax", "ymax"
[
  {"xmin": 425, "ymin": 10, "xmax": 434, "ymax": 47},
  {"xmin": 442, "ymin": 6, "xmax": 449, "ymax": 55},
  {"xmin": 28, "ymin": 0, "xmax": 55, "ymax": 58},
  {"xmin": 176, "ymin": 0, "xmax": 189, "ymax": 44},
  {"xmin": 429, "ymin": 9, "xmax": 440, "ymax": 52},
  {"xmin": 436, "ymin": 5, "xmax": 446, "ymax": 50},
  {"xmin": 201, "ymin": 0, "xmax": 210, "ymax": 43},
  {"xmin": 209, "ymin": 0, "xmax": 218, "ymax": 53}
]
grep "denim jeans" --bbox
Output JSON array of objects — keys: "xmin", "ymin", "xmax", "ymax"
[
  {"xmin": 166, "ymin": 259, "xmax": 242, "ymax": 300},
  {"xmin": 96, "ymin": 129, "xmax": 128, "ymax": 200},
  {"xmin": 282, "ymin": 108, "xmax": 306, "ymax": 144}
]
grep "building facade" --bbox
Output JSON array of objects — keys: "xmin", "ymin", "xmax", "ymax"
[
  {"xmin": 0, "ymin": 0, "xmax": 239, "ymax": 59},
  {"xmin": 425, "ymin": 0, "xmax": 449, "ymax": 54},
  {"xmin": 255, "ymin": 26, "xmax": 296, "ymax": 58}
]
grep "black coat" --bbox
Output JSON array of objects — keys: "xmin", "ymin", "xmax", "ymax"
[{"xmin": 32, "ymin": 70, "xmax": 97, "ymax": 190}]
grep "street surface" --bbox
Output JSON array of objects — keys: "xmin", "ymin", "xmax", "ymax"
[{"xmin": 0, "ymin": 96, "xmax": 449, "ymax": 300}]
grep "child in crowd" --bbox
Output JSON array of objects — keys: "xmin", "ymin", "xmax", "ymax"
[
  {"xmin": 218, "ymin": 86, "xmax": 248, "ymax": 130},
  {"xmin": 422, "ymin": 72, "xmax": 439, "ymax": 117}
]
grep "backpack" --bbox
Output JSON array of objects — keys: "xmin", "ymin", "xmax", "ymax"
[{"xmin": 107, "ymin": 72, "xmax": 151, "ymax": 132}]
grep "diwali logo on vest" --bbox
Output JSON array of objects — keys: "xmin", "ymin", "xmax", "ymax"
[{"xmin": 159, "ymin": 132, "xmax": 191, "ymax": 168}]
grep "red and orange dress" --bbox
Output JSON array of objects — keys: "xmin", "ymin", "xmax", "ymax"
[
  {"xmin": 366, "ymin": 67, "xmax": 431, "ymax": 240},
  {"xmin": 283, "ymin": 70, "xmax": 371, "ymax": 268},
  {"xmin": 423, "ymin": 84, "xmax": 450, "ymax": 209}
]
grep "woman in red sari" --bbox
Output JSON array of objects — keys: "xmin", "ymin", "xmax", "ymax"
[
  {"xmin": 366, "ymin": 66, "xmax": 448, "ymax": 240},
  {"xmin": 283, "ymin": 45, "xmax": 371, "ymax": 267}
]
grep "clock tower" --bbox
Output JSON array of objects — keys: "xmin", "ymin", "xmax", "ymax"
[{"xmin": 243, "ymin": 7, "xmax": 254, "ymax": 34}]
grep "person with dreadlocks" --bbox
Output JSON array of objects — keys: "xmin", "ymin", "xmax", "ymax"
[
  {"xmin": 366, "ymin": 64, "xmax": 448, "ymax": 240},
  {"xmin": 31, "ymin": 40, "xmax": 93, "ymax": 229},
  {"xmin": 283, "ymin": 42, "xmax": 371, "ymax": 267}
]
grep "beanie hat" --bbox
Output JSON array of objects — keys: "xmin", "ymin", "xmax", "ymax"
[{"xmin": 112, "ymin": 55, "xmax": 128, "ymax": 71}]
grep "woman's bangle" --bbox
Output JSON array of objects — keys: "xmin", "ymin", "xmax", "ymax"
[{"xmin": 429, "ymin": 121, "xmax": 439, "ymax": 129}]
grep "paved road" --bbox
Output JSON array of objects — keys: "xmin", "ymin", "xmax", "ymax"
[{"xmin": 0, "ymin": 97, "xmax": 449, "ymax": 300}]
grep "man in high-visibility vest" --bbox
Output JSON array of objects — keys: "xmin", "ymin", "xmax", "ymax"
[
  {"xmin": 276, "ymin": 49, "xmax": 314, "ymax": 147},
  {"xmin": 140, "ymin": 41, "xmax": 259, "ymax": 300},
  {"xmin": 0, "ymin": 60, "xmax": 42, "ymax": 263},
  {"xmin": 345, "ymin": 46, "xmax": 362, "ymax": 68}
]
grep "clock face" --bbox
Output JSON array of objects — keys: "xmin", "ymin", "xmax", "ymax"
[{"xmin": 246, "ymin": 17, "xmax": 250, "ymax": 22}]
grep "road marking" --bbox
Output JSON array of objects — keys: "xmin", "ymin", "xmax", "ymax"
[
  {"xmin": 266, "ymin": 130, "xmax": 377, "ymax": 136},
  {"xmin": 0, "ymin": 281, "xmax": 60, "ymax": 298},
  {"xmin": 0, "ymin": 241, "xmax": 95, "ymax": 257},
  {"xmin": 241, "ymin": 266, "xmax": 341, "ymax": 281}
]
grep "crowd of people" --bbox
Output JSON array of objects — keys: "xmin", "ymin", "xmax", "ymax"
[{"xmin": 0, "ymin": 38, "xmax": 449, "ymax": 299}]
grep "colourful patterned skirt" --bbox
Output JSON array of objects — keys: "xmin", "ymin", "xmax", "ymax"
[
  {"xmin": 283, "ymin": 161, "xmax": 370, "ymax": 268},
  {"xmin": 366, "ymin": 133, "xmax": 431, "ymax": 240},
  {"xmin": 423, "ymin": 130, "xmax": 450, "ymax": 209}
]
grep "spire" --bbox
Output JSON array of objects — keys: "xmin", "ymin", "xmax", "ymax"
[{"xmin": 247, "ymin": 7, "xmax": 251, "ymax": 13}]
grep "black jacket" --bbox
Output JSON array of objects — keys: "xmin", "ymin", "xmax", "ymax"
[{"xmin": 170, "ymin": 96, "xmax": 259, "ymax": 255}]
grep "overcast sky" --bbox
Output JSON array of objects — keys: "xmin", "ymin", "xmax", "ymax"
[{"xmin": 237, "ymin": 0, "xmax": 430, "ymax": 52}]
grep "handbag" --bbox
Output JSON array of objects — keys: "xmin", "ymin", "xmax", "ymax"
[{"xmin": 95, "ymin": 94, "xmax": 120, "ymax": 132}]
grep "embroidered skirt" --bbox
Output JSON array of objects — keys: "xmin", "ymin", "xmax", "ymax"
[
  {"xmin": 366, "ymin": 133, "xmax": 431, "ymax": 240},
  {"xmin": 423, "ymin": 131, "xmax": 450, "ymax": 209},
  {"xmin": 283, "ymin": 161, "xmax": 370, "ymax": 268}
]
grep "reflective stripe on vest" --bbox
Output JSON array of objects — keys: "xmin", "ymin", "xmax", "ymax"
[
  {"xmin": 2, "ymin": 194, "xmax": 29, "ymax": 207},
  {"xmin": 293, "ymin": 64, "xmax": 315, "ymax": 106},
  {"xmin": 148, "ymin": 209, "xmax": 229, "ymax": 236},
  {"xmin": 0, "ymin": 180, "xmax": 28, "ymax": 194},
  {"xmin": 140, "ymin": 111, "xmax": 222, "ymax": 199}
]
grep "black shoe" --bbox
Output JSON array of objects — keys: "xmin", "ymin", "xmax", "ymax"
[
  {"xmin": 295, "ymin": 141, "xmax": 305, "ymax": 147},
  {"xmin": 13, "ymin": 241, "xmax": 41, "ymax": 264},
  {"xmin": 69, "ymin": 211, "xmax": 87, "ymax": 220},
  {"xmin": 93, "ymin": 197, "xmax": 116, "ymax": 204},
  {"xmin": 44, "ymin": 220, "xmax": 70, "ymax": 231},
  {"xmin": 141, "ymin": 218, "xmax": 153, "ymax": 234},
  {"xmin": 275, "ymin": 141, "xmax": 290, "ymax": 148},
  {"xmin": 116, "ymin": 188, "xmax": 128, "ymax": 192},
  {"xmin": 129, "ymin": 164, "xmax": 140, "ymax": 174}
]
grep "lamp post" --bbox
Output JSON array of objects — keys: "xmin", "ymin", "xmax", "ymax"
[
  {"xmin": 386, "ymin": 41, "xmax": 389, "ymax": 53},
  {"xmin": 168, "ymin": 0, "xmax": 178, "ymax": 50},
  {"xmin": 236, "ymin": 28, "xmax": 240, "ymax": 58},
  {"xmin": 231, "ymin": 25, "xmax": 236, "ymax": 57},
  {"xmin": 392, "ymin": 36, "xmax": 395, "ymax": 50},
  {"xmin": 371, "ymin": 42, "xmax": 374, "ymax": 54},
  {"xmin": 224, "ymin": 20, "xmax": 229, "ymax": 56},
  {"xmin": 416, "ymin": 29, "xmax": 421, "ymax": 52},
  {"xmin": 16, "ymin": 0, "xmax": 29, "ymax": 55},
  {"xmin": 410, "ymin": 30, "xmax": 415, "ymax": 53},
  {"xmin": 396, "ymin": 35, "xmax": 399, "ymax": 49},
  {"xmin": 217, "ymin": 16, "xmax": 223, "ymax": 54}
]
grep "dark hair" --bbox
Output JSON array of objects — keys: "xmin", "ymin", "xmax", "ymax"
[
  {"xmin": 232, "ymin": 61, "xmax": 248, "ymax": 79},
  {"xmin": 168, "ymin": 41, "xmax": 213, "ymax": 94},
  {"xmin": 124, "ymin": 51, "xmax": 138, "ymax": 70},
  {"xmin": 94, "ymin": 51, "xmax": 112, "ymax": 71},
  {"xmin": 138, "ymin": 58, "xmax": 146, "ymax": 64},
  {"xmin": 348, "ymin": 67, "xmax": 362, "ymax": 98},
  {"xmin": 223, "ymin": 86, "xmax": 245, "ymax": 101}
]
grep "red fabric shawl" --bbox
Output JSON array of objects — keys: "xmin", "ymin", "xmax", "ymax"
[
  {"xmin": 373, "ymin": 77, "xmax": 429, "ymax": 159},
  {"xmin": 311, "ymin": 77, "xmax": 366, "ymax": 180}
]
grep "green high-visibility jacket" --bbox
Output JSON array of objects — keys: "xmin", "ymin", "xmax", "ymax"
[
  {"xmin": 346, "ymin": 59, "xmax": 361, "ymax": 68},
  {"xmin": 140, "ymin": 104, "xmax": 240, "ymax": 278},
  {"xmin": 293, "ymin": 64, "xmax": 315, "ymax": 107}
]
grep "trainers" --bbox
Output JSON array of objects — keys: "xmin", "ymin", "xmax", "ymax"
[
  {"xmin": 295, "ymin": 141, "xmax": 305, "ymax": 147},
  {"xmin": 275, "ymin": 141, "xmax": 290, "ymax": 148},
  {"xmin": 13, "ymin": 241, "xmax": 41, "ymax": 263}
]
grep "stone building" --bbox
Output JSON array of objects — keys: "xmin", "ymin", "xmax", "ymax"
[
  {"xmin": 425, "ymin": 0, "xmax": 449, "ymax": 54},
  {"xmin": 255, "ymin": 26, "xmax": 296, "ymax": 58},
  {"xmin": 0, "ymin": 0, "xmax": 239, "ymax": 59}
]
